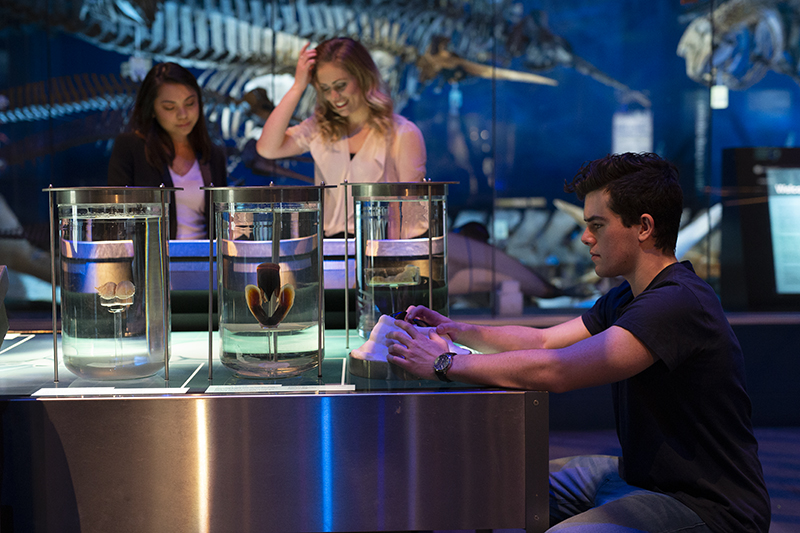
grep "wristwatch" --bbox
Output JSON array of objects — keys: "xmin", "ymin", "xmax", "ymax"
[{"xmin": 433, "ymin": 352, "xmax": 457, "ymax": 382}]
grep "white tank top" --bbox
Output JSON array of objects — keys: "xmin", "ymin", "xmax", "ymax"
[{"xmin": 169, "ymin": 160, "xmax": 206, "ymax": 239}]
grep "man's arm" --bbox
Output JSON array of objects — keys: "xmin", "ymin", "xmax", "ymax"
[
  {"xmin": 463, "ymin": 316, "xmax": 591, "ymax": 352},
  {"xmin": 403, "ymin": 305, "xmax": 590, "ymax": 352},
  {"xmin": 386, "ymin": 323, "xmax": 656, "ymax": 392}
]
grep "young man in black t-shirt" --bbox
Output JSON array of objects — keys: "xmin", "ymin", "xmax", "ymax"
[{"xmin": 387, "ymin": 153, "xmax": 771, "ymax": 532}]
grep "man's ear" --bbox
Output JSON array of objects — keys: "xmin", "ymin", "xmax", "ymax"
[{"xmin": 638, "ymin": 214, "xmax": 655, "ymax": 242}]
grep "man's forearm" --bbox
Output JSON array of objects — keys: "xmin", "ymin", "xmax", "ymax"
[{"xmin": 456, "ymin": 324, "xmax": 545, "ymax": 353}]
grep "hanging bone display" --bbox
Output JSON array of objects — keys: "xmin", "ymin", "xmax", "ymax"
[
  {"xmin": 0, "ymin": 0, "xmax": 650, "ymax": 126},
  {"xmin": 678, "ymin": 0, "xmax": 800, "ymax": 91}
]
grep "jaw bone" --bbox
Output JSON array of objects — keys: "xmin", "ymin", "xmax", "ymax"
[{"xmin": 416, "ymin": 38, "xmax": 558, "ymax": 87}]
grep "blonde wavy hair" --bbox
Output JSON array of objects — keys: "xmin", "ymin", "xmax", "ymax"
[{"xmin": 311, "ymin": 38, "xmax": 395, "ymax": 143}]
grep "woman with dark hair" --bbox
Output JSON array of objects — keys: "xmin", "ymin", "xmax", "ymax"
[
  {"xmin": 256, "ymin": 37, "xmax": 427, "ymax": 238},
  {"xmin": 108, "ymin": 62, "xmax": 228, "ymax": 239}
]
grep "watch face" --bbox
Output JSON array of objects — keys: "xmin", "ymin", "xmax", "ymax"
[{"xmin": 434, "ymin": 353, "xmax": 455, "ymax": 382}]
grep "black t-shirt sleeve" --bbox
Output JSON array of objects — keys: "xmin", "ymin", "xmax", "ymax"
[
  {"xmin": 584, "ymin": 274, "xmax": 730, "ymax": 370},
  {"xmin": 581, "ymin": 281, "xmax": 632, "ymax": 334},
  {"xmin": 614, "ymin": 282, "xmax": 718, "ymax": 370},
  {"xmin": 581, "ymin": 271, "xmax": 723, "ymax": 371}
]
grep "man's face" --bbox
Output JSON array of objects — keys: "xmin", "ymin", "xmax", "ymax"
[{"xmin": 581, "ymin": 189, "xmax": 642, "ymax": 279}]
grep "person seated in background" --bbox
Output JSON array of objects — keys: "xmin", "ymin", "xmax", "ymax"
[
  {"xmin": 256, "ymin": 37, "xmax": 426, "ymax": 238},
  {"xmin": 108, "ymin": 62, "xmax": 228, "ymax": 239},
  {"xmin": 386, "ymin": 152, "xmax": 771, "ymax": 532}
]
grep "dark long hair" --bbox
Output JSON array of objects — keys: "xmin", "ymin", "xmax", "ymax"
[
  {"xmin": 311, "ymin": 38, "xmax": 394, "ymax": 142},
  {"xmin": 565, "ymin": 152, "xmax": 683, "ymax": 253},
  {"xmin": 129, "ymin": 62, "xmax": 211, "ymax": 170}
]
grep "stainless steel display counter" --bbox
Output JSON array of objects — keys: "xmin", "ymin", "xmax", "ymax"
[{"xmin": 0, "ymin": 331, "xmax": 549, "ymax": 533}]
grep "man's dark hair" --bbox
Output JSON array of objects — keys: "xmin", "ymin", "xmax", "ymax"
[{"xmin": 564, "ymin": 152, "xmax": 683, "ymax": 253}]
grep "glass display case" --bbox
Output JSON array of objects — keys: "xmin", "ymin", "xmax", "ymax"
[
  {"xmin": 346, "ymin": 181, "xmax": 451, "ymax": 337},
  {"xmin": 46, "ymin": 186, "xmax": 172, "ymax": 381},
  {"xmin": 209, "ymin": 185, "xmax": 327, "ymax": 378}
]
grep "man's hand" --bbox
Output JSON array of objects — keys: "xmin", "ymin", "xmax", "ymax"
[
  {"xmin": 386, "ymin": 319, "xmax": 450, "ymax": 380},
  {"xmin": 403, "ymin": 305, "xmax": 475, "ymax": 345},
  {"xmin": 404, "ymin": 305, "xmax": 448, "ymax": 325}
]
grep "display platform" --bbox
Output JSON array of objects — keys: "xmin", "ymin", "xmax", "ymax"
[{"xmin": 0, "ymin": 330, "xmax": 549, "ymax": 533}]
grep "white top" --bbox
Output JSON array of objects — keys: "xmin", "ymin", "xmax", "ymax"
[
  {"xmin": 169, "ymin": 160, "xmax": 206, "ymax": 240},
  {"xmin": 287, "ymin": 114, "xmax": 427, "ymax": 236}
]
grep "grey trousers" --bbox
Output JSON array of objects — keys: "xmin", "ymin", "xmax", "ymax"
[{"xmin": 548, "ymin": 455, "xmax": 713, "ymax": 533}]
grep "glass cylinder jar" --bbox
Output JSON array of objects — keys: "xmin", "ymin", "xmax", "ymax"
[
  {"xmin": 347, "ymin": 182, "xmax": 452, "ymax": 338},
  {"xmin": 210, "ymin": 186, "xmax": 326, "ymax": 378},
  {"xmin": 49, "ymin": 187, "xmax": 172, "ymax": 380}
]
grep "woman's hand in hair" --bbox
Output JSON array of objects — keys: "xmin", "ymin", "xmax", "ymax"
[
  {"xmin": 256, "ymin": 42, "xmax": 316, "ymax": 159},
  {"xmin": 294, "ymin": 42, "xmax": 317, "ymax": 90}
]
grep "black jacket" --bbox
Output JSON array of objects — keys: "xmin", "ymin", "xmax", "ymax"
[{"xmin": 107, "ymin": 132, "xmax": 228, "ymax": 239}]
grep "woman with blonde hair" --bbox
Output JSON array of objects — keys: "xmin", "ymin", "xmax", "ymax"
[{"xmin": 256, "ymin": 37, "xmax": 427, "ymax": 238}]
